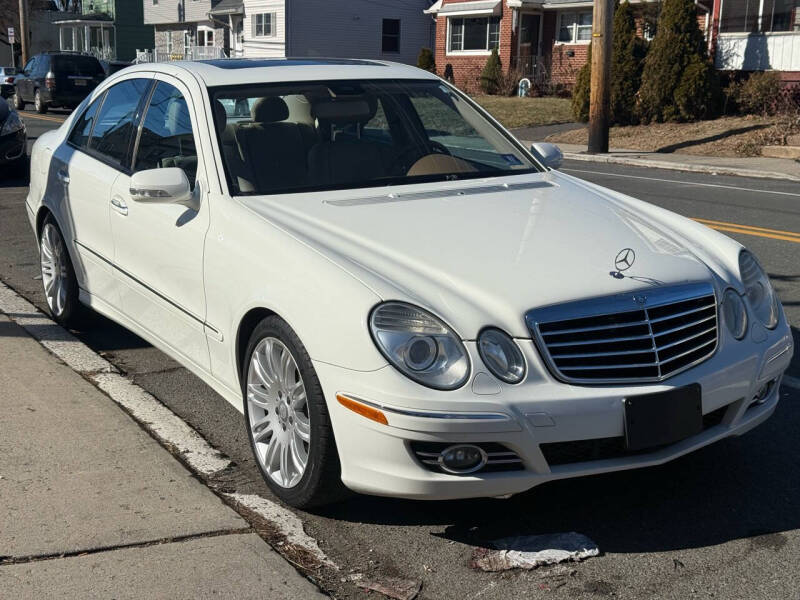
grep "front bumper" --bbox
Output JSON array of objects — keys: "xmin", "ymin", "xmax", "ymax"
[{"xmin": 317, "ymin": 317, "xmax": 793, "ymax": 500}]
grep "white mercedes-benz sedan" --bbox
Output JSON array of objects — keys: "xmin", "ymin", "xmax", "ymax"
[{"xmin": 27, "ymin": 59, "xmax": 793, "ymax": 507}]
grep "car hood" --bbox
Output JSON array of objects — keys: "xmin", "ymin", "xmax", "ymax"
[{"xmin": 242, "ymin": 171, "xmax": 715, "ymax": 338}]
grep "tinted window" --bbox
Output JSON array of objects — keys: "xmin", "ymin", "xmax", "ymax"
[
  {"xmin": 134, "ymin": 81, "xmax": 198, "ymax": 185},
  {"xmin": 33, "ymin": 56, "xmax": 49, "ymax": 76},
  {"xmin": 89, "ymin": 79, "xmax": 151, "ymax": 167},
  {"xmin": 54, "ymin": 55, "xmax": 105, "ymax": 77},
  {"xmin": 68, "ymin": 95, "xmax": 104, "ymax": 149}
]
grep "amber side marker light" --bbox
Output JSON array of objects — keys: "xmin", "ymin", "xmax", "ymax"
[{"xmin": 336, "ymin": 394, "xmax": 388, "ymax": 426}]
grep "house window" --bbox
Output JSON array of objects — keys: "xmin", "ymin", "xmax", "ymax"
[
  {"xmin": 253, "ymin": 13, "xmax": 275, "ymax": 37},
  {"xmin": 152, "ymin": 0, "xmax": 158, "ymax": 4},
  {"xmin": 557, "ymin": 12, "xmax": 592, "ymax": 43},
  {"xmin": 448, "ymin": 16, "xmax": 501, "ymax": 52},
  {"xmin": 720, "ymin": 0, "xmax": 800, "ymax": 32},
  {"xmin": 197, "ymin": 26, "xmax": 214, "ymax": 46},
  {"xmin": 166, "ymin": 31, "xmax": 173, "ymax": 54},
  {"xmin": 382, "ymin": 19, "xmax": 400, "ymax": 53}
]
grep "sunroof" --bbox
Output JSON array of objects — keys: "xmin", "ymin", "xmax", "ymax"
[{"xmin": 200, "ymin": 58, "xmax": 387, "ymax": 69}]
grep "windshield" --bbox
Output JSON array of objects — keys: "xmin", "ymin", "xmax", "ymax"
[{"xmin": 210, "ymin": 79, "xmax": 540, "ymax": 195}]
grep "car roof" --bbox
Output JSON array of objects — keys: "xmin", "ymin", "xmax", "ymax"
[{"xmin": 119, "ymin": 57, "xmax": 440, "ymax": 87}]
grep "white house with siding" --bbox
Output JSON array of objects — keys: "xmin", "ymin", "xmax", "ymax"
[{"xmin": 141, "ymin": 0, "xmax": 435, "ymax": 65}]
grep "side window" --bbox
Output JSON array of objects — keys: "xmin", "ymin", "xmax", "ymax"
[
  {"xmin": 23, "ymin": 58, "xmax": 35, "ymax": 74},
  {"xmin": 33, "ymin": 57, "xmax": 48, "ymax": 77},
  {"xmin": 133, "ymin": 81, "xmax": 198, "ymax": 185},
  {"xmin": 89, "ymin": 78, "xmax": 151, "ymax": 167},
  {"xmin": 68, "ymin": 95, "xmax": 105, "ymax": 149}
]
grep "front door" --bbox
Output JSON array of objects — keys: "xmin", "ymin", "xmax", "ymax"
[
  {"xmin": 519, "ymin": 14, "xmax": 541, "ymax": 74},
  {"xmin": 110, "ymin": 76, "xmax": 212, "ymax": 371}
]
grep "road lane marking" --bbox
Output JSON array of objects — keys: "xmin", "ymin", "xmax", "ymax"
[
  {"xmin": 563, "ymin": 167, "xmax": 800, "ymax": 198},
  {"xmin": 19, "ymin": 111, "xmax": 67, "ymax": 124},
  {"xmin": 692, "ymin": 218, "xmax": 800, "ymax": 244}
]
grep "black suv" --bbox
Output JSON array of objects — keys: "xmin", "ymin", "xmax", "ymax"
[{"xmin": 13, "ymin": 52, "xmax": 105, "ymax": 114}]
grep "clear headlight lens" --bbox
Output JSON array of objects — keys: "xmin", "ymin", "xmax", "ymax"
[
  {"xmin": 0, "ymin": 110, "xmax": 24, "ymax": 136},
  {"xmin": 739, "ymin": 250, "xmax": 778, "ymax": 329},
  {"xmin": 477, "ymin": 328, "xmax": 526, "ymax": 384},
  {"xmin": 369, "ymin": 302, "xmax": 470, "ymax": 390},
  {"xmin": 722, "ymin": 288, "xmax": 747, "ymax": 340}
]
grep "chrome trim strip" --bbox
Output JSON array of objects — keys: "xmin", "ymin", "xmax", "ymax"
[
  {"xmin": 340, "ymin": 393, "xmax": 512, "ymax": 421},
  {"xmin": 75, "ymin": 240, "xmax": 220, "ymax": 335},
  {"xmin": 527, "ymin": 282, "xmax": 719, "ymax": 385}
]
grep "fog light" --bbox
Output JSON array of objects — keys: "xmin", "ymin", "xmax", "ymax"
[
  {"xmin": 752, "ymin": 379, "xmax": 776, "ymax": 405},
  {"xmin": 438, "ymin": 444, "xmax": 487, "ymax": 474}
]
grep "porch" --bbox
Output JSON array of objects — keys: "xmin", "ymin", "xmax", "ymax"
[
  {"xmin": 135, "ymin": 46, "xmax": 228, "ymax": 64},
  {"xmin": 55, "ymin": 17, "xmax": 116, "ymax": 61}
]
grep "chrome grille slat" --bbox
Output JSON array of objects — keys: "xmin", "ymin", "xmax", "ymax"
[{"xmin": 527, "ymin": 282, "xmax": 719, "ymax": 384}]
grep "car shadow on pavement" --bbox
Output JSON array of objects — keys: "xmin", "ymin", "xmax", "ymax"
[{"xmin": 316, "ymin": 334, "xmax": 800, "ymax": 556}]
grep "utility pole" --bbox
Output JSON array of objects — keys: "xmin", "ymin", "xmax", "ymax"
[
  {"xmin": 587, "ymin": 0, "xmax": 614, "ymax": 154},
  {"xmin": 18, "ymin": 0, "xmax": 29, "ymax": 66}
]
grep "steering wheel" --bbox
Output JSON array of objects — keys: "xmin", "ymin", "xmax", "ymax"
[{"xmin": 394, "ymin": 141, "xmax": 452, "ymax": 175}]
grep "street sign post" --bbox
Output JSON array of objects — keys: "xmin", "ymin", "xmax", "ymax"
[{"xmin": 8, "ymin": 27, "xmax": 15, "ymax": 68}]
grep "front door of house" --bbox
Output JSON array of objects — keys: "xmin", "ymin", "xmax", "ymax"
[{"xmin": 519, "ymin": 14, "xmax": 540, "ymax": 74}]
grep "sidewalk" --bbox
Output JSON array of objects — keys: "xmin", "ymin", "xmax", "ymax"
[
  {"xmin": 0, "ymin": 313, "xmax": 326, "ymax": 599},
  {"xmin": 512, "ymin": 126, "xmax": 800, "ymax": 181}
]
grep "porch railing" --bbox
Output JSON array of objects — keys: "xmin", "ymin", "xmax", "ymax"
[{"xmin": 135, "ymin": 46, "xmax": 227, "ymax": 64}]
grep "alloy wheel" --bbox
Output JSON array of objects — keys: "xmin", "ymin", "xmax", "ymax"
[
  {"xmin": 246, "ymin": 337, "xmax": 311, "ymax": 488},
  {"xmin": 40, "ymin": 223, "xmax": 68, "ymax": 317}
]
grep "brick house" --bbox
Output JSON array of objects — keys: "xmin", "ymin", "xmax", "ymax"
[{"xmin": 426, "ymin": 0, "xmax": 714, "ymax": 92}]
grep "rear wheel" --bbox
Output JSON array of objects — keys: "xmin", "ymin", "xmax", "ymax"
[
  {"xmin": 34, "ymin": 89, "xmax": 47, "ymax": 114},
  {"xmin": 242, "ymin": 316, "xmax": 347, "ymax": 508},
  {"xmin": 13, "ymin": 90, "xmax": 24, "ymax": 110},
  {"xmin": 39, "ymin": 217, "xmax": 83, "ymax": 326}
]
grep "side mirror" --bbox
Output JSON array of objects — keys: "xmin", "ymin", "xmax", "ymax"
[
  {"xmin": 129, "ymin": 167, "xmax": 196, "ymax": 208},
  {"xmin": 530, "ymin": 142, "xmax": 563, "ymax": 170}
]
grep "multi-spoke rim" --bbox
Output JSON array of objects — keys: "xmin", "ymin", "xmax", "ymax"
[
  {"xmin": 40, "ymin": 223, "xmax": 68, "ymax": 317},
  {"xmin": 246, "ymin": 337, "xmax": 310, "ymax": 489}
]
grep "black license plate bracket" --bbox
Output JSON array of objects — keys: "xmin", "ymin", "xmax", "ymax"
[{"xmin": 624, "ymin": 383, "xmax": 703, "ymax": 451}]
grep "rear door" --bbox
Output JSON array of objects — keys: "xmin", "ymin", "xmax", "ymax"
[{"xmin": 109, "ymin": 75, "xmax": 212, "ymax": 370}]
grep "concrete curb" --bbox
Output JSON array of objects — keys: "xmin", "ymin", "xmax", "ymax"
[{"xmin": 561, "ymin": 151, "xmax": 800, "ymax": 182}]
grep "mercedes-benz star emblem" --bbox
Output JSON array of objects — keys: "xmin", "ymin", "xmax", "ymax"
[{"xmin": 614, "ymin": 248, "xmax": 636, "ymax": 272}]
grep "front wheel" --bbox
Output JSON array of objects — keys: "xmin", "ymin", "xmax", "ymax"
[
  {"xmin": 39, "ymin": 217, "xmax": 83, "ymax": 326},
  {"xmin": 34, "ymin": 89, "xmax": 47, "ymax": 114},
  {"xmin": 243, "ymin": 316, "xmax": 346, "ymax": 508}
]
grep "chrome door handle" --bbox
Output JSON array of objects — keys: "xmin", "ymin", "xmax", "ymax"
[
  {"xmin": 111, "ymin": 196, "xmax": 128, "ymax": 216},
  {"xmin": 57, "ymin": 170, "xmax": 70, "ymax": 184}
]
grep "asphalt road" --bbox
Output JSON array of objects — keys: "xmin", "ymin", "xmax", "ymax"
[{"xmin": 2, "ymin": 112, "xmax": 800, "ymax": 600}]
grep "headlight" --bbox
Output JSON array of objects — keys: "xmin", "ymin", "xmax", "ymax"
[
  {"xmin": 0, "ymin": 111, "xmax": 24, "ymax": 136},
  {"xmin": 739, "ymin": 250, "xmax": 778, "ymax": 329},
  {"xmin": 369, "ymin": 302, "xmax": 470, "ymax": 390},
  {"xmin": 477, "ymin": 328, "xmax": 526, "ymax": 384},
  {"xmin": 722, "ymin": 288, "xmax": 747, "ymax": 340}
]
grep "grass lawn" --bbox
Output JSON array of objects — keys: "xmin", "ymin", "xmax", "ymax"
[
  {"xmin": 471, "ymin": 96, "xmax": 574, "ymax": 130},
  {"xmin": 545, "ymin": 115, "xmax": 796, "ymax": 157}
]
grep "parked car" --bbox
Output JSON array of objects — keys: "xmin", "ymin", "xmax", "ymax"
[
  {"xmin": 13, "ymin": 52, "xmax": 105, "ymax": 114},
  {"xmin": 0, "ymin": 100, "xmax": 26, "ymax": 169},
  {"xmin": 26, "ymin": 60, "xmax": 793, "ymax": 508},
  {"xmin": 0, "ymin": 67, "xmax": 17, "ymax": 98}
]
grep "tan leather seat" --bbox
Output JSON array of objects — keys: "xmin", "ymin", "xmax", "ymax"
[{"xmin": 234, "ymin": 97, "xmax": 310, "ymax": 192}]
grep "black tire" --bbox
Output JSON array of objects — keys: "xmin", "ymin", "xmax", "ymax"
[
  {"xmin": 13, "ymin": 90, "xmax": 24, "ymax": 110},
  {"xmin": 242, "ymin": 316, "xmax": 348, "ymax": 508},
  {"xmin": 34, "ymin": 89, "xmax": 47, "ymax": 114},
  {"xmin": 39, "ymin": 216, "xmax": 84, "ymax": 327}
]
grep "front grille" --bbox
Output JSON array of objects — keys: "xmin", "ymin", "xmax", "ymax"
[
  {"xmin": 540, "ymin": 404, "xmax": 730, "ymax": 466},
  {"xmin": 527, "ymin": 282, "xmax": 718, "ymax": 384},
  {"xmin": 409, "ymin": 442, "xmax": 524, "ymax": 474}
]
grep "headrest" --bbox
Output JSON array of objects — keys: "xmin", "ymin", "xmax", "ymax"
[
  {"xmin": 251, "ymin": 97, "xmax": 289, "ymax": 123},
  {"xmin": 312, "ymin": 98, "xmax": 374, "ymax": 124},
  {"xmin": 213, "ymin": 99, "xmax": 227, "ymax": 134}
]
